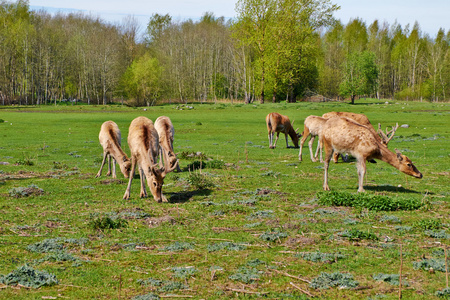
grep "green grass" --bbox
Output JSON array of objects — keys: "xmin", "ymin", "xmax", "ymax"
[{"xmin": 0, "ymin": 99, "xmax": 449, "ymax": 299}]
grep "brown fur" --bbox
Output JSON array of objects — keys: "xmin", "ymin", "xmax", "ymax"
[
  {"xmin": 299, "ymin": 115, "xmax": 327, "ymax": 162},
  {"xmin": 265, "ymin": 112, "xmax": 300, "ymax": 149},
  {"xmin": 123, "ymin": 116, "xmax": 170, "ymax": 202},
  {"xmin": 321, "ymin": 117, "xmax": 422, "ymax": 192},
  {"xmin": 154, "ymin": 116, "xmax": 181, "ymax": 173},
  {"xmin": 95, "ymin": 121, "xmax": 131, "ymax": 179}
]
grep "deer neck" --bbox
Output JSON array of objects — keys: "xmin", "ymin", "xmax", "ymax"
[
  {"xmin": 111, "ymin": 146, "xmax": 129, "ymax": 166},
  {"xmin": 377, "ymin": 145, "xmax": 400, "ymax": 170}
]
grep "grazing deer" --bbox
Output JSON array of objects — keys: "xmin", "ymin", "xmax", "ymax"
[
  {"xmin": 154, "ymin": 116, "xmax": 181, "ymax": 173},
  {"xmin": 320, "ymin": 116, "xmax": 422, "ymax": 192},
  {"xmin": 265, "ymin": 112, "xmax": 300, "ymax": 149},
  {"xmin": 123, "ymin": 116, "xmax": 177, "ymax": 202},
  {"xmin": 298, "ymin": 115, "xmax": 328, "ymax": 162},
  {"xmin": 321, "ymin": 111, "xmax": 398, "ymax": 162},
  {"xmin": 95, "ymin": 121, "xmax": 131, "ymax": 179}
]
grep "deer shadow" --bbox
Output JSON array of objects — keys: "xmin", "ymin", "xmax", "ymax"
[
  {"xmin": 168, "ymin": 189, "xmax": 212, "ymax": 203},
  {"xmin": 364, "ymin": 185, "xmax": 428, "ymax": 194}
]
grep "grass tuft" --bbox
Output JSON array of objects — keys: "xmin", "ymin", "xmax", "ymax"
[
  {"xmin": 0, "ymin": 265, "xmax": 58, "ymax": 288},
  {"xmin": 309, "ymin": 272, "xmax": 359, "ymax": 289}
]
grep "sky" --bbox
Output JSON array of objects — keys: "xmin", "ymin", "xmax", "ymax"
[{"xmin": 29, "ymin": 0, "xmax": 449, "ymax": 37}]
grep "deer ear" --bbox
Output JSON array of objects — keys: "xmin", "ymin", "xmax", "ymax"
[
  {"xmin": 395, "ymin": 148, "xmax": 403, "ymax": 161},
  {"xmin": 122, "ymin": 156, "xmax": 127, "ymax": 162}
]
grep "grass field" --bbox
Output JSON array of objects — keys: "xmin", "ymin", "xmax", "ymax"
[{"xmin": 0, "ymin": 99, "xmax": 449, "ymax": 299}]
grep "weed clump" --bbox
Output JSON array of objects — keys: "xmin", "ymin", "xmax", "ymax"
[
  {"xmin": 436, "ymin": 287, "xmax": 450, "ymax": 298},
  {"xmin": 132, "ymin": 293, "xmax": 160, "ymax": 300},
  {"xmin": 229, "ymin": 267, "xmax": 261, "ymax": 284},
  {"xmin": 207, "ymin": 242, "xmax": 247, "ymax": 252},
  {"xmin": 0, "ymin": 265, "xmax": 58, "ymax": 288},
  {"xmin": 247, "ymin": 210, "xmax": 274, "ymax": 220},
  {"xmin": 27, "ymin": 238, "xmax": 88, "ymax": 253},
  {"xmin": 161, "ymin": 242, "xmax": 195, "ymax": 252},
  {"xmin": 137, "ymin": 278, "xmax": 188, "ymax": 292},
  {"xmin": 316, "ymin": 191, "xmax": 422, "ymax": 211},
  {"xmin": 297, "ymin": 251, "xmax": 345, "ymax": 263},
  {"xmin": 380, "ymin": 215, "xmax": 402, "ymax": 224},
  {"xmin": 309, "ymin": 272, "xmax": 359, "ymax": 289},
  {"xmin": 373, "ymin": 273, "xmax": 408, "ymax": 286},
  {"xmin": 425, "ymin": 230, "xmax": 450, "ymax": 239},
  {"xmin": 338, "ymin": 229, "xmax": 378, "ymax": 241},
  {"xmin": 9, "ymin": 184, "xmax": 43, "ymax": 197},
  {"xmin": 413, "ymin": 258, "xmax": 448, "ymax": 272},
  {"xmin": 171, "ymin": 267, "xmax": 198, "ymax": 279},
  {"xmin": 187, "ymin": 172, "xmax": 215, "ymax": 189},
  {"xmin": 414, "ymin": 218, "xmax": 443, "ymax": 230},
  {"xmin": 259, "ymin": 230, "xmax": 288, "ymax": 242}
]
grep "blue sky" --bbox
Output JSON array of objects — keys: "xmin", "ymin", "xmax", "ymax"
[{"xmin": 29, "ymin": 0, "xmax": 449, "ymax": 37}]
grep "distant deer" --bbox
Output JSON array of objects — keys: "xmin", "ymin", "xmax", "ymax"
[
  {"xmin": 320, "ymin": 116, "xmax": 422, "ymax": 192},
  {"xmin": 154, "ymin": 116, "xmax": 181, "ymax": 173},
  {"xmin": 265, "ymin": 112, "xmax": 300, "ymax": 149},
  {"xmin": 95, "ymin": 121, "xmax": 131, "ymax": 179},
  {"xmin": 123, "ymin": 116, "xmax": 177, "ymax": 202},
  {"xmin": 321, "ymin": 111, "xmax": 398, "ymax": 162},
  {"xmin": 298, "ymin": 115, "xmax": 327, "ymax": 162}
]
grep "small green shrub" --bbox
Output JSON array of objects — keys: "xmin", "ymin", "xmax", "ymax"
[
  {"xmin": 89, "ymin": 216, "xmax": 128, "ymax": 230},
  {"xmin": 9, "ymin": 184, "xmax": 43, "ymax": 197},
  {"xmin": 413, "ymin": 258, "xmax": 448, "ymax": 272},
  {"xmin": 161, "ymin": 242, "xmax": 194, "ymax": 252},
  {"xmin": 187, "ymin": 172, "xmax": 215, "ymax": 190},
  {"xmin": 414, "ymin": 219, "xmax": 443, "ymax": 230},
  {"xmin": 0, "ymin": 265, "xmax": 58, "ymax": 288},
  {"xmin": 338, "ymin": 229, "xmax": 379, "ymax": 241},
  {"xmin": 259, "ymin": 230, "xmax": 288, "ymax": 242},
  {"xmin": 229, "ymin": 267, "xmax": 261, "ymax": 284},
  {"xmin": 425, "ymin": 230, "xmax": 450, "ymax": 239},
  {"xmin": 137, "ymin": 277, "xmax": 188, "ymax": 292},
  {"xmin": 310, "ymin": 272, "xmax": 359, "ymax": 289},
  {"xmin": 297, "ymin": 251, "xmax": 345, "ymax": 263},
  {"xmin": 171, "ymin": 267, "xmax": 198, "ymax": 279},
  {"xmin": 132, "ymin": 293, "xmax": 160, "ymax": 300},
  {"xmin": 207, "ymin": 242, "xmax": 247, "ymax": 252},
  {"xmin": 380, "ymin": 215, "xmax": 402, "ymax": 224},
  {"xmin": 373, "ymin": 273, "xmax": 408, "ymax": 286},
  {"xmin": 436, "ymin": 287, "xmax": 450, "ymax": 298},
  {"xmin": 247, "ymin": 210, "xmax": 274, "ymax": 220}
]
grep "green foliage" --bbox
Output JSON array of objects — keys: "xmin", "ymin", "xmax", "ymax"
[
  {"xmin": 414, "ymin": 218, "xmax": 443, "ymax": 230},
  {"xmin": 0, "ymin": 265, "xmax": 58, "ymax": 288},
  {"xmin": 259, "ymin": 230, "xmax": 288, "ymax": 242},
  {"xmin": 132, "ymin": 293, "xmax": 160, "ymax": 300},
  {"xmin": 186, "ymin": 172, "xmax": 215, "ymax": 190},
  {"xmin": 413, "ymin": 258, "xmax": 448, "ymax": 272},
  {"xmin": 27, "ymin": 238, "xmax": 87, "ymax": 253},
  {"xmin": 137, "ymin": 277, "xmax": 188, "ymax": 292},
  {"xmin": 171, "ymin": 267, "xmax": 198, "ymax": 279},
  {"xmin": 310, "ymin": 272, "xmax": 359, "ymax": 289},
  {"xmin": 161, "ymin": 242, "xmax": 195, "ymax": 252},
  {"xmin": 316, "ymin": 191, "xmax": 422, "ymax": 211},
  {"xmin": 425, "ymin": 230, "xmax": 450, "ymax": 239},
  {"xmin": 297, "ymin": 251, "xmax": 345, "ymax": 263},
  {"xmin": 89, "ymin": 216, "xmax": 128, "ymax": 230},
  {"xmin": 436, "ymin": 288, "xmax": 450, "ymax": 299}
]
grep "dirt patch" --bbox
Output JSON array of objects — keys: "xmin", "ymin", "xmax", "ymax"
[
  {"xmin": 283, "ymin": 236, "xmax": 316, "ymax": 248},
  {"xmin": 256, "ymin": 188, "xmax": 285, "ymax": 196}
]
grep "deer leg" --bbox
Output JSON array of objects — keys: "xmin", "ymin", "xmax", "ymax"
[
  {"xmin": 274, "ymin": 132, "xmax": 280, "ymax": 148},
  {"xmin": 356, "ymin": 158, "xmax": 366, "ymax": 193},
  {"xmin": 299, "ymin": 128, "xmax": 310, "ymax": 161},
  {"xmin": 308, "ymin": 136, "xmax": 317, "ymax": 162},
  {"xmin": 268, "ymin": 132, "xmax": 273, "ymax": 148},
  {"xmin": 95, "ymin": 151, "xmax": 108, "ymax": 178},
  {"xmin": 139, "ymin": 167, "xmax": 147, "ymax": 198},
  {"xmin": 159, "ymin": 148, "xmax": 164, "ymax": 169},
  {"xmin": 322, "ymin": 139, "xmax": 333, "ymax": 191},
  {"xmin": 106, "ymin": 154, "xmax": 112, "ymax": 176},
  {"xmin": 123, "ymin": 160, "xmax": 137, "ymax": 200},
  {"xmin": 285, "ymin": 133, "xmax": 289, "ymax": 148},
  {"xmin": 111, "ymin": 157, "xmax": 117, "ymax": 179}
]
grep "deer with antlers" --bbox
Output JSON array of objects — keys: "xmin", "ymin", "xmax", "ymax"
[
  {"xmin": 266, "ymin": 112, "xmax": 301, "ymax": 149},
  {"xmin": 95, "ymin": 121, "xmax": 131, "ymax": 179},
  {"xmin": 123, "ymin": 116, "xmax": 177, "ymax": 202},
  {"xmin": 320, "ymin": 111, "xmax": 398, "ymax": 162},
  {"xmin": 320, "ymin": 116, "xmax": 422, "ymax": 192},
  {"xmin": 154, "ymin": 116, "xmax": 181, "ymax": 173}
]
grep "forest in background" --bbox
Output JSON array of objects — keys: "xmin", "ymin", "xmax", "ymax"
[{"xmin": 0, "ymin": 0, "xmax": 449, "ymax": 106}]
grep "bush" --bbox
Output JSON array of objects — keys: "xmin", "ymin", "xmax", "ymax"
[
  {"xmin": 316, "ymin": 191, "xmax": 422, "ymax": 211},
  {"xmin": 414, "ymin": 218, "xmax": 443, "ymax": 230},
  {"xmin": 187, "ymin": 172, "xmax": 215, "ymax": 190},
  {"xmin": 89, "ymin": 216, "xmax": 128, "ymax": 230},
  {"xmin": 338, "ymin": 229, "xmax": 378, "ymax": 241}
]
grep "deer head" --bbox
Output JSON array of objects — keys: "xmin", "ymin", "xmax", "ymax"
[
  {"xmin": 120, "ymin": 156, "xmax": 132, "ymax": 178},
  {"xmin": 394, "ymin": 149, "xmax": 423, "ymax": 179},
  {"xmin": 378, "ymin": 123, "xmax": 399, "ymax": 145},
  {"xmin": 147, "ymin": 164, "xmax": 166, "ymax": 202}
]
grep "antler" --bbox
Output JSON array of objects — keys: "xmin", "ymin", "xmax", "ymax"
[{"xmin": 378, "ymin": 123, "xmax": 399, "ymax": 145}]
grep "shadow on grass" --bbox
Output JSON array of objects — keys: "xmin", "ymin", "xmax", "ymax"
[
  {"xmin": 364, "ymin": 185, "xmax": 428, "ymax": 194},
  {"xmin": 168, "ymin": 189, "xmax": 212, "ymax": 203}
]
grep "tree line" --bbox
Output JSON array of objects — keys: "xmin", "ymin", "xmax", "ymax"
[{"xmin": 0, "ymin": 0, "xmax": 448, "ymax": 106}]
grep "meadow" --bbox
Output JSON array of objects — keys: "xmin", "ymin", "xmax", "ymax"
[{"xmin": 0, "ymin": 99, "xmax": 449, "ymax": 299}]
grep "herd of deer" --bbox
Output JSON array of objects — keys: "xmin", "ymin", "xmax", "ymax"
[
  {"xmin": 266, "ymin": 112, "xmax": 422, "ymax": 192},
  {"xmin": 94, "ymin": 111, "xmax": 422, "ymax": 202},
  {"xmin": 95, "ymin": 116, "xmax": 179, "ymax": 202}
]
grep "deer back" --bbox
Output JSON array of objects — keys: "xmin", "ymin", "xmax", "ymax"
[{"xmin": 128, "ymin": 116, "xmax": 159, "ymax": 163}]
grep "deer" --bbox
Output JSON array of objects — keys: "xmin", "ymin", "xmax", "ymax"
[
  {"xmin": 321, "ymin": 111, "xmax": 398, "ymax": 163},
  {"xmin": 265, "ymin": 112, "xmax": 301, "ymax": 149},
  {"xmin": 95, "ymin": 121, "xmax": 131, "ymax": 179},
  {"xmin": 123, "ymin": 116, "xmax": 178, "ymax": 202},
  {"xmin": 320, "ymin": 116, "xmax": 422, "ymax": 192},
  {"xmin": 154, "ymin": 116, "xmax": 181, "ymax": 173},
  {"xmin": 298, "ymin": 115, "xmax": 328, "ymax": 162}
]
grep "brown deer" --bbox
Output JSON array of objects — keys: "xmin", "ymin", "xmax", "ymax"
[
  {"xmin": 154, "ymin": 116, "xmax": 181, "ymax": 173},
  {"xmin": 95, "ymin": 121, "xmax": 131, "ymax": 179},
  {"xmin": 265, "ymin": 112, "xmax": 300, "ymax": 149},
  {"xmin": 298, "ymin": 115, "xmax": 328, "ymax": 162},
  {"xmin": 320, "ymin": 116, "xmax": 422, "ymax": 192},
  {"xmin": 123, "ymin": 116, "xmax": 177, "ymax": 202},
  {"xmin": 321, "ymin": 111, "xmax": 398, "ymax": 162}
]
